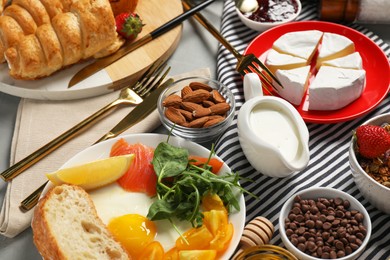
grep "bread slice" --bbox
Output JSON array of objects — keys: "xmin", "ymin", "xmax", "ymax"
[{"xmin": 32, "ymin": 184, "xmax": 130, "ymax": 260}]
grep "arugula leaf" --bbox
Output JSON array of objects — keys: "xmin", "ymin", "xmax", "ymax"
[{"xmin": 148, "ymin": 141, "xmax": 256, "ymax": 229}]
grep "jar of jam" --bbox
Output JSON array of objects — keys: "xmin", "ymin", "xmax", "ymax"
[
  {"xmin": 241, "ymin": 0, "xmax": 300, "ymax": 23},
  {"xmin": 319, "ymin": 0, "xmax": 390, "ymax": 24}
]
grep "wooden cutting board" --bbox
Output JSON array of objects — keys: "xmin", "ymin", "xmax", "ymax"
[{"xmin": 106, "ymin": 0, "xmax": 183, "ymax": 82}]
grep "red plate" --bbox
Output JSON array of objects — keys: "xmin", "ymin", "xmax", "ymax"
[{"xmin": 244, "ymin": 21, "xmax": 390, "ymax": 124}]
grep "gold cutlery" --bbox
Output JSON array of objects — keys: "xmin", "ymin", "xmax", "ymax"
[
  {"xmin": 68, "ymin": 0, "xmax": 216, "ymax": 88},
  {"xmin": 182, "ymin": 0, "xmax": 282, "ymax": 95},
  {"xmin": 20, "ymin": 75, "xmax": 174, "ymax": 211},
  {"xmin": 0, "ymin": 61, "xmax": 167, "ymax": 183}
]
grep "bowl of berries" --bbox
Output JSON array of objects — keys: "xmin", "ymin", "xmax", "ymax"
[{"xmin": 349, "ymin": 113, "xmax": 390, "ymax": 214}]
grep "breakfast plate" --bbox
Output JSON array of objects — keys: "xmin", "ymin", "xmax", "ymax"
[
  {"xmin": 0, "ymin": 0, "xmax": 182, "ymax": 100},
  {"xmin": 244, "ymin": 21, "xmax": 390, "ymax": 124},
  {"xmin": 38, "ymin": 133, "xmax": 246, "ymax": 259}
]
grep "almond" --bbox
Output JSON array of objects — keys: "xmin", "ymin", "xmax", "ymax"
[
  {"xmin": 181, "ymin": 101, "xmax": 204, "ymax": 112},
  {"xmin": 181, "ymin": 86, "xmax": 193, "ymax": 98},
  {"xmin": 189, "ymin": 81, "xmax": 213, "ymax": 92},
  {"xmin": 204, "ymin": 116, "xmax": 225, "ymax": 128},
  {"xmin": 182, "ymin": 89, "xmax": 211, "ymax": 103},
  {"xmin": 193, "ymin": 107, "xmax": 211, "ymax": 118},
  {"xmin": 162, "ymin": 94, "xmax": 182, "ymax": 107},
  {"xmin": 165, "ymin": 107, "xmax": 186, "ymax": 125},
  {"xmin": 177, "ymin": 108, "xmax": 193, "ymax": 121},
  {"xmin": 210, "ymin": 103, "xmax": 231, "ymax": 115},
  {"xmin": 203, "ymin": 100, "xmax": 215, "ymax": 108},
  {"xmin": 211, "ymin": 90, "xmax": 227, "ymax": 103},
  {"xmin": 187, "ymin": 116, "xmax": 209, "ymax": 128}
]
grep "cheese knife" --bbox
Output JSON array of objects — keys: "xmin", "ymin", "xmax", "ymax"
[{"xmin": 68, "ymin": 0, "xmax": 215, "ymax": 88}]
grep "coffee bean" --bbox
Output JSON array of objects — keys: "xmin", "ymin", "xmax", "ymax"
[
  {"xmin": 334, "ymin": 197, "xmax": 343, "ymax": 206},
  {"xmin": 330, "ymin": 250, "xmax": 337, "ymax": 258},
  {"xmin": 355, "ymin": 213, "xmax": 364, "ymax": 222},
  {"xmin": 297, "ymin": 243, "xmax": 306, "ymax": 251},
  {"xmin": 292, "ymin": 206, "xmax": 301, "ymax": 215},
  {"xmin": 306, "ymin": 241, "xmax": 317, "ymax": 252},
  {"xmin": 306, "ymin": 220, "xmax": 315, "ymax": 229},
  {"xmin": 343, "ymin": 200, "xmax": 350, "ymax": 208},
  {"xmin": 323, "ymin": 222, "xmax": 332, "ymax": 230},
  {"xmin": 337, "ymin": 250, "xmax": 346, "ymax": 258}
]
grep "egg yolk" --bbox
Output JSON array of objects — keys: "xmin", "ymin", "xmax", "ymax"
[{"xmin": 107, "ymin": 214, "xmax": 157, "ymax": 258}]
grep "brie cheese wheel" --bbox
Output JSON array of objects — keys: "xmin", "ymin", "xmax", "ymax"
[
  {"xmin": 308, "ymin": 66, "xmax": 366, "ymax": 111},
  {"xmin": 321, "ymin": 52, "xmax": 363, "ymax": 70},
  {"xmin": 275, "ymin": 66, "xmax": 311, "ymax": 106},
  {"xmin": 316, "ymin": 32, "xmax": 355, "ymax": 69},
  {"xmin": 272, "ymin": 30, "xmax": 323, "ymax": 61},
  {"xmin": 265, "ymin": 49, "xmax": 308, "ymax": 74}
]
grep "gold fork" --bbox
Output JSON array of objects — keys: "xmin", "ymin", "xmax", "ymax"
[
  {"xmin": 0, "ymin": 61, "xmax": 168, "ymax": 182},
  {"xmin": 182, "ymin": 0, "xmax": 282, "ymax": 95},
  {"xmin": 19, "ymin": 62, "xmax": 171, "ymax": 211}
]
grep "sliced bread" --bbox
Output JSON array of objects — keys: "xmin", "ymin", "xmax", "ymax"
[{"xmin": 32, "ymin": 184, "xmax": 130, "ymax": 260}]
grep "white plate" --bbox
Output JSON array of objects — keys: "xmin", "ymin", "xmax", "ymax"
[
  {"xmin": 0, "ymin": 62, "xmax": 114, "ymax": 100},
  {"xmin": 0, "ymin": 0, "xmax": 182, "ymax": 100},
  {"xmin": 39, "ymin": 133, "xmax": 246, "ymax": 259}
]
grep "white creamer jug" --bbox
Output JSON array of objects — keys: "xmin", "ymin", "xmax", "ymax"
[{"xmin": 237, "ymin": 73, "xmax": 310, "ymax": 177}]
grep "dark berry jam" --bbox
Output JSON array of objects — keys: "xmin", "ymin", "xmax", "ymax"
[{"xmin": 246, "ymin": 0, "xmax": 298, "ymax": 23}]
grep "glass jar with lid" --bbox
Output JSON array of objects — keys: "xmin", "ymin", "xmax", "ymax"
[{"xmin": 319, "ymin": 0, "xmax": 390, "ymax": 24}]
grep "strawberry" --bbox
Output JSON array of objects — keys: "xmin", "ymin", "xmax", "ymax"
[
  {"xmin": 355, "ymin": 125, "xmax": 390, "ymax": 159},
  {"xmin": 115, "ymin": 12, "xmax": 144, "ymax": 41}
]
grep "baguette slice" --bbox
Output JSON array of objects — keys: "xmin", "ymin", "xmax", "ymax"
[{"xmin": 32, "ymin": 184, "xmax": 130, "ymax": 260}]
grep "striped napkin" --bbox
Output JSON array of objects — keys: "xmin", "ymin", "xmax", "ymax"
[{"xmin": 214, "ymin": 1, "xmax": 390, "ymax": 259}]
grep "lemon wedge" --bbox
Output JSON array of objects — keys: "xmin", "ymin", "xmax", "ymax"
[{"xmin": 46, "ymin": 154, "xmax": 134, "ymax": 190}]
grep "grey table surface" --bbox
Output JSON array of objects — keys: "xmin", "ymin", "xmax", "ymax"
[{"xmin": 0, "ymin": 1, "xmax": 389, "ymax": 259}]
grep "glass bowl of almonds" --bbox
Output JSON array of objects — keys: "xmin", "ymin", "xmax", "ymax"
[
  {"xmin": 349, "ymin": 112, "xmax": 390, "ymax": 215},
  {"xmin": 157, "ymin": 76, "xmax": 235, "ymax": 143}
]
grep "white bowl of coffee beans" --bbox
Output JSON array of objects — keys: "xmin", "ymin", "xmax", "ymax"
[
  {"xmin": 279, "ymin": 187, "xmax": 371, "ymax": 260},
  {"xmin": 157, "ymin": 76, "xmax": 235, "ymax": 143}
]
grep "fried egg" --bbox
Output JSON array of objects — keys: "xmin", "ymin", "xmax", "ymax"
[{"xmin": 88, "ymin": 182, "xmax": 191, "ymax": 254}]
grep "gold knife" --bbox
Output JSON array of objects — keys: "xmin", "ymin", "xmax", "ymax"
[
  {"xmin": 20, "ymin": 78, "xmax": 174, "ymax": 211},
  {"xmin": 95, "ymin": 77, "xmax": 174, "ymax": 143},
  {"xmin": 68, "ymin": 0, "xmax": 215, "ymax": 88}
]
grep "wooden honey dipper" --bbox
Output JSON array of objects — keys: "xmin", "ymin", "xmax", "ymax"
[{"xmin": 232, "ymin": 216, "xmax": 275, "ymax": 259}]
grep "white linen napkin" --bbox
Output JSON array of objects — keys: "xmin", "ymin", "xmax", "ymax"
[{"xmin": 0, "ymin": 68, "xmax": 211, "ymax": 238}]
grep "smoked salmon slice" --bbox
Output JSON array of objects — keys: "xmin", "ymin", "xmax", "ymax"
[{"xmin": 110, "ymin": 139, "xmax": 157, "ymax": 197}]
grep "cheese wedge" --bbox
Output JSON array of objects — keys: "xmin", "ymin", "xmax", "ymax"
[
  {"xmin": 308, "ymin": 66, "xmax": 366, "ymax": 111},
  {"xmin": 275, "ymin": 66, "xmax": 311, "ymax": 106},
  {"xmin": 322, "ymin": 52, "xmax": 363, "ymax": 70},
  {"xmin": 265, "ymin": 49, "xmax": 308, "ymax": 75},
  {"xmin": 272, "ymin": 30, "xmax": 323, "ymax": 61},
  {"xmin": 316, "ymin": 32, "xmax": 355, "ymax": 69}
]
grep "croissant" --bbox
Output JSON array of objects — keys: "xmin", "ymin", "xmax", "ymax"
[{"xmin": 0, "ymin": 0, "xmax": 122, "ymax": 80}]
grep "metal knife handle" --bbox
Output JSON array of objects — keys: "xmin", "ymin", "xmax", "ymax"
[
  {"xmin": 20, "ymin": 181, "xmax": 48, "ymax": 211},
  {"xmin": 0, "ymin": 102, "xmax": 118, "ymax": 182},
  {"xmin": 182, "ymin": 0, "xmax": 242, "ymax": 60},
  {"xmin": 151, "ymin": 0, "xmax": 216, "ymax": 38}
]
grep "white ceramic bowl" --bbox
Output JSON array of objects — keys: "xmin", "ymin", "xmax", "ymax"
[
  {"xmin": 279, "ymin": 187, "xmax": 372, "ymax": 260},
  {"xmin": 349, "ymin": 113, "xmax": 390, "ymax": 214},
  {"xmin": 235, "ymin": 0, "xmax": 302, "ymax": 32},
  {"xmin": 157, "ymin": 77, "xmax": 235, "ymax": 143}
]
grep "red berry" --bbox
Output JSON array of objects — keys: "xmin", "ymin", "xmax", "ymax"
[
  {"xmin": 355, "ymin": 125, "xmax": 390, "ymax": 159},
  {"xmin": 115, "ymin": 12, "xmax": 144, "ymax": 41}
]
